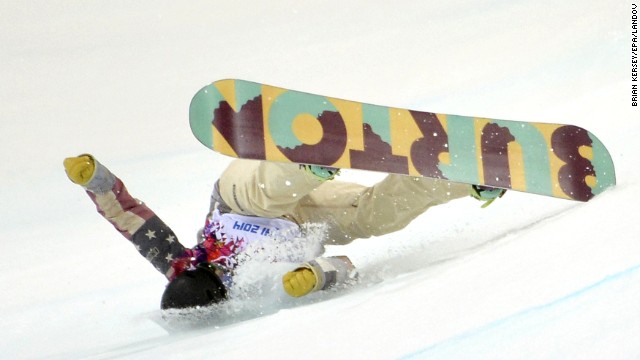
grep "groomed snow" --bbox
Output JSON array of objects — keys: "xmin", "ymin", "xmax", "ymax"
[{"xmin": 1, "ymin": 1, "xmax": 638, "ymax": 359}]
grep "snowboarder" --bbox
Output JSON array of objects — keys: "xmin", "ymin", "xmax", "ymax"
[{"xmin": 63, "ymin": 154, "xmax": 504, "ymax": 309}]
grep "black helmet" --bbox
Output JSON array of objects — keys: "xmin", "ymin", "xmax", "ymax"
[{"xmin": 160, "ymin": 263, "xmax": 227, "ymax": 310}]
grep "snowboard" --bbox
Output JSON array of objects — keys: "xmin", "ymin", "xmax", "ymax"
[{"xmin": 189, "ymin": 79, "xmax": 616, "ymax": 202}]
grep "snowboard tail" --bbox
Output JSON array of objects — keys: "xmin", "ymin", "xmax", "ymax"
[{"xmin": 190, "ymin": 79, "xmax": 616, "ymax": 201}]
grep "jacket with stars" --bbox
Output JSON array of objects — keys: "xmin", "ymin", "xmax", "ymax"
[
  {"xmin": 82, "ymin": 158, "xmax": 243, "ymax": 281},
  {"xmin": 85, "ymin": 174, "xmax": 188, "ymax": 279}
]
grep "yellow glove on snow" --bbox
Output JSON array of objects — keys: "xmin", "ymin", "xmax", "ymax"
[
  {"xmin": 63, "ymin": 155, "xmax": 96, "ymax": 185},
  {"xmin": 282, "ymin": 267, "xmax": 317, "ymax": 297}
]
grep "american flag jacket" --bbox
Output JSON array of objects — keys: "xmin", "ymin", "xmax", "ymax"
[{"xmin": 82, "ymin": 158, "xmax": 300, "ymax": 283}]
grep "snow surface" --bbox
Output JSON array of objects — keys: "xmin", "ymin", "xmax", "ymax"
[{"xmin": 1, "ymin": 1, "xmax": 639, "ymax": 359}]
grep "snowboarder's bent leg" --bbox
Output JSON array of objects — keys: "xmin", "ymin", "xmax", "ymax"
[
  {"xmin": 295, "ymin": 175, "xmax": 470, "ymax": 244},
  {"xmin": 217, "ymin": 159, "xmax": 328, "ymax": 218}
]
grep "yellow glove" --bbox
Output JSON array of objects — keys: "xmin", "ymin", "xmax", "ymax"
[
  {"xmin": 282, "ymin": 267, "xmax": 317, "ymax": 297},
  {"xmin": 63, "ymin": 155, "xmax": 96, "ymax": 185}
]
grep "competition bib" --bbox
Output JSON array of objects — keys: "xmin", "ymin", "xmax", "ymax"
[
  {"xmin": 201, "ymin": 209, "xmax": 301, "ymax": 269},
  {"xmin": 212, "ymin": 209, "xmax": 301, "ymax": 243}
]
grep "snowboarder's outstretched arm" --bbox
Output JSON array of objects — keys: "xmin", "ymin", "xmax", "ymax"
[{"xmin": 63, "ymin": 155, "xmax": 188, "ymax": 279}]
